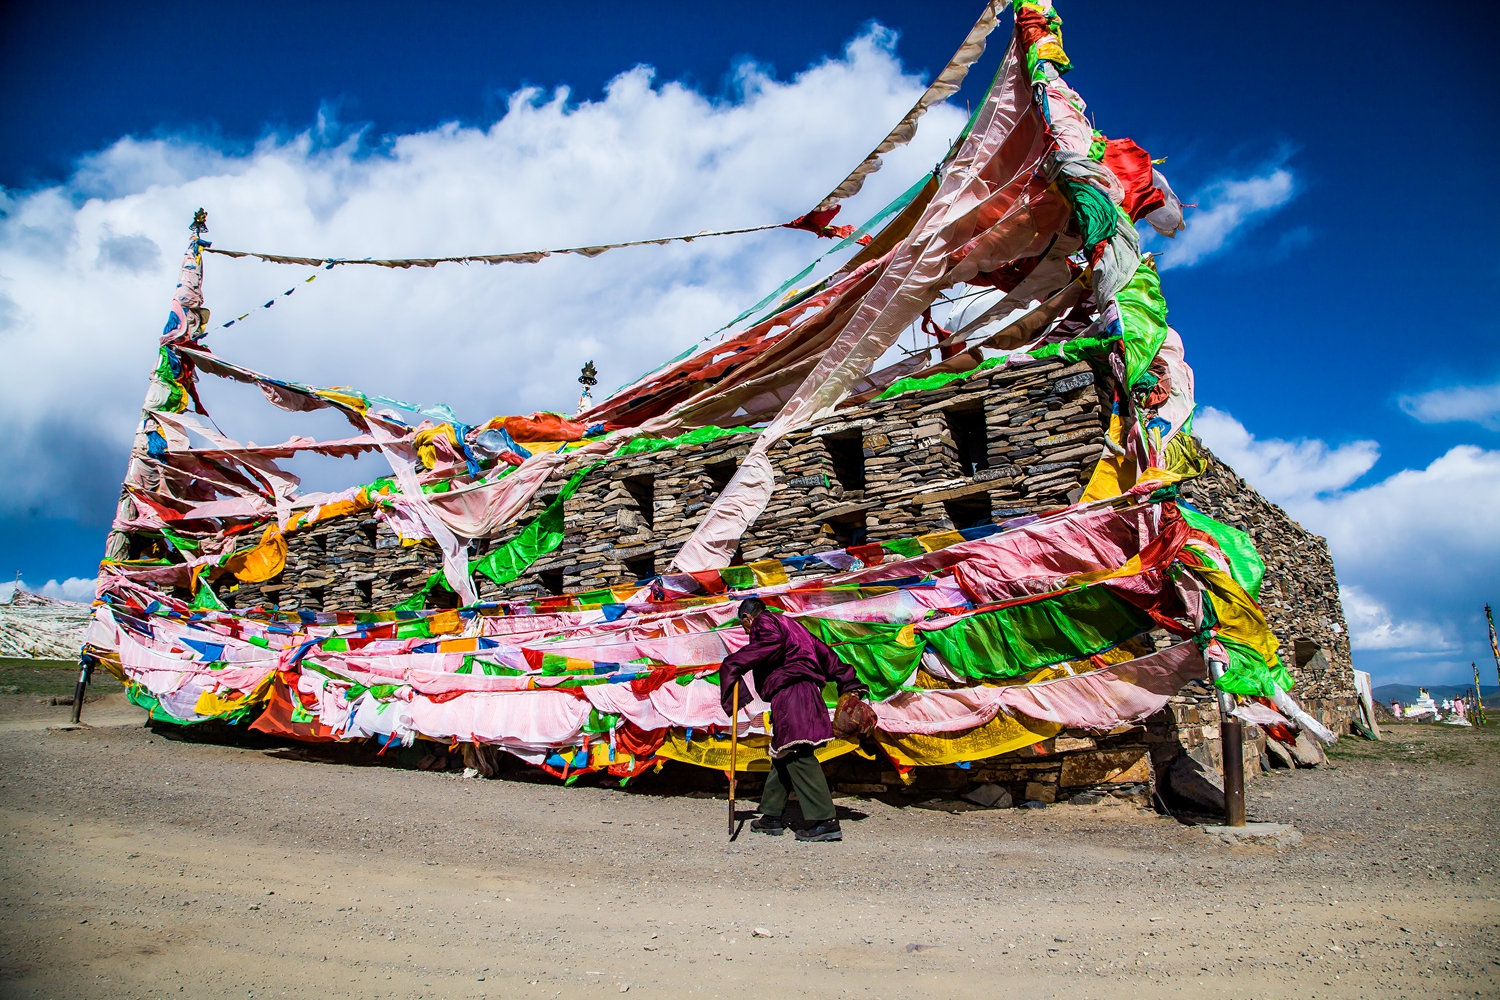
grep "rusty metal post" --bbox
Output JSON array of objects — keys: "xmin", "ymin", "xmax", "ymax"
[
  {"xmin": 1203, "ymin": 649, "xmax": 1246, "ymax": 827},
  {"xmin": 1221, "ymin": 716, "xmax": 1245, "ymax": 826},
  {"xmin": 69, "ymin": 655, "xmax": 94, "ymax": 725}
]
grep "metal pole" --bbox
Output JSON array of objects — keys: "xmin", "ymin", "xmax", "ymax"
[
  {"xmin": 1204, "ymin": 652, "xmax": 1246, "ymax": 827},
  {"xmin": 1221, "ymin": 716, "xmax": 1245, "ymax": 826},
  {"xmin": 69, "ymin": 655, "xmax": 94, "ymax": 725}
]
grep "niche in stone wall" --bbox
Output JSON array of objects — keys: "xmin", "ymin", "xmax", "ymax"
[
  {"xmin": 304, "ymin": 586, "xmax": 325, "ymax": 612},
  {"xmin": 823, "ymin": 510, "xmax": 869, "ymax": 548},
  {"xmin": 388, "ymin": 568, "xmax": 418, "ymax": 597},
  {"xmin": 622, "ymin": 475, "xmax": 656, "ymax": 530},
  {"xmin": 356, "ymin": 580, "xmax": 372, "ymax": 608},
  {"xmin": 944, "ymin": 406, "xmax": 989, "ymax": 476},
  {"xmin": 429, "ymin": 587, "xmax": 460, "ymax": 610},
  {"xmin": 823, "ymin": 431, "xmax": 865, "ymax": 491},
  {"xmin": 539, "ymin": 568, "xmax": 565, "ymax": 596},
  {"xmin": 706, "ymin": 460, "xmax": 737, "ymax": 496},
  {"xmin": 1292, "ymin": 638, "xmax": 1330, "ymax": 673},
  {"xmin": 943, "ymin": 494, "xmax": 992, "ymax": 530},
  {"xmin": 624, "ymin": 553, "xmax": 656, "ymax": 582}
]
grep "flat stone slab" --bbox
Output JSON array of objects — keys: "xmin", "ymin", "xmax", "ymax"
[{"xmin": 1202, "ymin": 822, "xmax": 1302, "ymax": 848}]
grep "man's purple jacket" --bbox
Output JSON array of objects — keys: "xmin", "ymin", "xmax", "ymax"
[{"xmin": 719, "ymin": 611, "xmax": 867, "ymax": 757}]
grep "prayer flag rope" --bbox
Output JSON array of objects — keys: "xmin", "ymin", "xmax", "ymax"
[
  {"xmin": 218, "ymin": 264, "xmax": 333, "ymax": 330},
  {"xmin": 201, "ymin": 221, "xmax": 789, "ymax": 270}
]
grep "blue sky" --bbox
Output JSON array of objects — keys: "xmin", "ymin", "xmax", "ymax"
[{"xmin": 1, "ymin": 1, "xmax": 1496, "ymax": 685}]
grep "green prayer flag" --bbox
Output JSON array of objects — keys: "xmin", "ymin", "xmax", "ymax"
[
  {"xmin": 875, "ymin": 357, "xmax": 1004, "ymax": 401},
  {"xmin": 1180, "ymin": 506, "xmax": 1265, "ymax": 600},
  {"xmin": 1027, "ymin": 332, "xmax": 1119, "ymax": 366},
  {"xmin": 879, "ymin": 538, "xmax": 924, "ymax": 559},
  {"xmin": 614, "ymin": 425, "xmax": 758, "ymax": 457},
  {"xmin": 152, "ymin": 348, "xmax": 188, "ymax": 414},
  {"xmin": 584, "ymin": 709, "xmax": 621, "ymax": 734},
  {"xmin": 161, "ymin": 526, "xmax": 200, "ymax": 552},
  {"xmin": 718, "ymin": 564, "xmax": 755, "ymax": 591},
  {"xmin": 1059, "ymin": 178, "xmax": 1117, "ymax": 249},
  {"xmin": 922, "ymin": 587, "xmax": 1151, "ymax": 682},
  {"xmin": 397, "ymin": 463, "xmax": 602, "ymax": 610},
  {"xmin": 457, "ymin": 655, "xmax": 521, "ymax": 676},
  {"xmin": 470, "ymin": 462, "xmax": 603, "ymax": 588},
  {"xmin": 189, "ymin": 574, "xmax": 225, "ymax": 611},
  {"xmin": 1114, "ymin": 256, "xmax": 1170, "ymax": 387},
  {"xmin": 125, "ymin": 683, "xmax": 197, "ymax": 725},
  {"xmin": 394, "ymin": 573, "xmax": 446, "ymax": 611},
  {"xmin": 800, "ymin": 618, "xmax": 927, "ymax": 702},
  {"xmin": 1212, "ymin": 635, "xmax": 1295, "ymax": 698},
  {"xmin": 395, "ymin": 619, "xmax": 433, "ymax": 640}
]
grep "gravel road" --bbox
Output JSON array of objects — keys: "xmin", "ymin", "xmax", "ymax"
[{"xmin": 1, "ymin": 689, "xmax": 1496, "ymax": 1000}]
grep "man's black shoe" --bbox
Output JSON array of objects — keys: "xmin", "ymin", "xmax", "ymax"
[
  {"xmin": 794, "ymin": 819, "xmax": 842, "ymax": 842},
  {"xmin": 750, "ymin": 814, "xmax": 786, "ymax": 836}
]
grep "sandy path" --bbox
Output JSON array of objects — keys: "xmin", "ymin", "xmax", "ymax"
[{"xmin": 1, "ymin": 702, "xmax": 1496, "ymax": 999}]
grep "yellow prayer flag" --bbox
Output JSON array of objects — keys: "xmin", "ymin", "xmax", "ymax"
[
  {"xmin": 748, "ymin": 559, "xmax": 789, "ymax": 587},
  {"xmin": 425, "ymin": 610, "xmax": 463, "ymax": 636},
  {"xmin": 227, "ymin": 525, "xmax": 287, "ymax": 584},
  {"xmin": 917, "ymin": 530, "xmax": 966, "ymax": 553}
]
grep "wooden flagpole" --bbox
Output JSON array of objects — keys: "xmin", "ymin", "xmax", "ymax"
[
  {"xmin": 1486, "ymin": 605, "xmax": 1500, "ymax": 694},
  {"xmin": 728, "ymin": 683, "xmax": 740, "ymax": 838},
  {"xmin": 1476, "ymin": 662, "xmax": 1490, "ymax": 727}
]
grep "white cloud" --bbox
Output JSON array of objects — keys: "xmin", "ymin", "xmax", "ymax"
[
  {"xmin": 95, "ymin": 229, "xmax": 163, "ymax": 273},
  {"xmin": 1198, "ymin": 410, "xmax": 1500, "ymax": 685},
  {"xmin": 1399, "ymin": 380, "xmax": 1500, "ymax": 431},
  {"xmin": 1195, "ymin": 406, "xmax": 1378, "ymax": 503},
  {"xmin": 1338, "ymin": 585, "xmax": 1452, "ymax": 652},
  {"xmin": 0, "ymin": 577, "xmax": 97, "ymax": 604},
  {"xmin": 0, "ymin": 28, "xmax": 965, "ymax": 509},
  {"xmin": 1148, "ymin": 164, "xmax": 1296, "ymax": 270}
]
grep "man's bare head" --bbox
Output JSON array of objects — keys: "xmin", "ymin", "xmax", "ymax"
[{"xmin": 736, "ymin": 597, "xmax": 767, "ymax": 628}]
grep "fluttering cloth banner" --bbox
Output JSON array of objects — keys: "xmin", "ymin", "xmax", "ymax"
[{"xmin": 92, "ymin": 2, "xmax": 1330, "ymax": 785}]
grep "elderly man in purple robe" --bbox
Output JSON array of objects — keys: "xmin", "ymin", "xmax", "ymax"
[{"xmin": 720, "ymin": 597, "xmax": 868, "ymax": 842}]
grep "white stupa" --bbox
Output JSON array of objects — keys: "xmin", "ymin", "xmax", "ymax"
[{"xmin": 1404, "ymin": 688, "xmax": 1440, "ymax": 720}]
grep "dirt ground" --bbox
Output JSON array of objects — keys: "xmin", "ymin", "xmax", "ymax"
[{"xmin": 1, "ymin": 674, "xmax": 1497, "ymax": 1000}]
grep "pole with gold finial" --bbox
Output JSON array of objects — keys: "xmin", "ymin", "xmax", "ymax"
[
  {"xmin": 89, "ymin": 210, "xmax": 213, "ymax": 723},
  {"xmin": 104, "ymin": 208, "xmax": 212, "ymax": 563},
  {"xmin": 576, "ymin": 360, "xmax": 598, "ymax": 416}
]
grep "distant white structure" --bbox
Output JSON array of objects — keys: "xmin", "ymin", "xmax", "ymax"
[{"xmin": 1404, "ymin": 688, "xmax": 1440, "ymax": 721}]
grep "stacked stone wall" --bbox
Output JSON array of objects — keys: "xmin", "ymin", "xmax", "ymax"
[
  {"xmin": 500, "ymin": 356, "xmax": 1110, "ymax": 594},
  {"xmin": 1178, "ymin": 450, "xmax": 1357, "ymax": 730},
  {"xmin": 221, "ymin": 354, "xmax": 1356, "ymax": 739}
]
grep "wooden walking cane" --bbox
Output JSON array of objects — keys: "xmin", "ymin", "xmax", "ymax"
[{"xmin": 728, "ymin": 681, "xmax": 739, "ymax": 838}]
